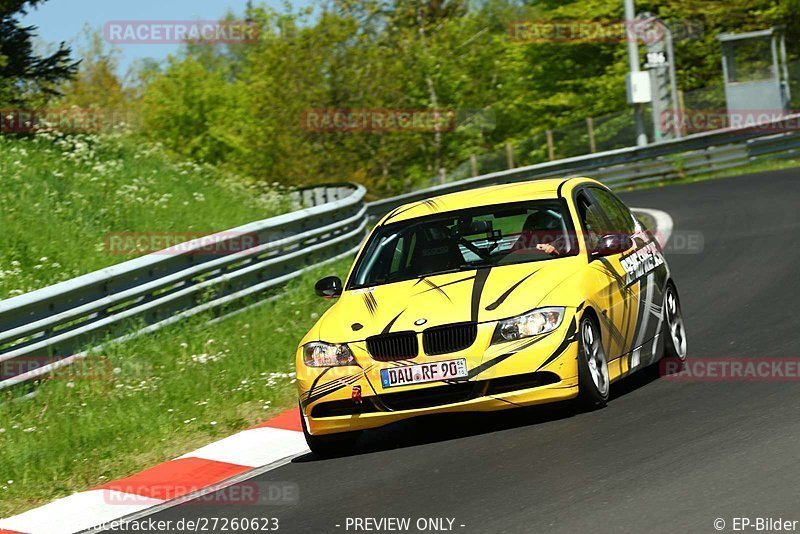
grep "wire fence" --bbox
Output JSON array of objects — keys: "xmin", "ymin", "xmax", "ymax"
[{"xmin": 431, "ymin": 58, "xmax": 800, "ymax": 188}]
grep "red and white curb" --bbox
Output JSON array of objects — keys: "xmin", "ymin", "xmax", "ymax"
[{"xmin": 0, "ymin": 408, "xmax": 307, "ymax": 534}]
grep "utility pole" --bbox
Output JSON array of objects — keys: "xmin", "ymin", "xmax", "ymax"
[{"xmin": 624, "ymin": 0, "xmax": 648, "ymax": 146}]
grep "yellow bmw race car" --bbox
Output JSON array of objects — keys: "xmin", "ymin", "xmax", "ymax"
[{"xmin": 296, "ymin": 177, "xmax": 687, "ymax": 455}]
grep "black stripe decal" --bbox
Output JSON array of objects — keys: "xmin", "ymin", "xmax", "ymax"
[
  {"xmin": 485, "ymin": 270, "xmax": 538, "ymax": 311},
  {"xmin": 416, "ymin": 274, "xmax": 476, "ymax": 294},
  {"xmin": 535, "ymin": 317, "xmax": 579, "ymax": 371},
  {"xmin": 597, "ymin": 308, "xmax": 626, "ymax": 348},
  {"xmin": 304, "ymin": 374, "xmax": 355, "ymax": 399},
  {"xmin": 362, "ymin": 292, "xmax": 378, "ymax": 315},
  {"xmin": 421, "ymin": 198, "xmax": 442, "ymax": 212},
  {"xmin": 384, "ymin": 197, "xmax": 440, "ymax": 222},
  {"xmin": 304, "ymin": 367, "xmax": 332, "ymax": 401},
  {"xmin": 422, "ymin": 279, "xmax": 452, "ymax": 302},
  {"xmin": 302, "ymin": 374, "xmax": 361, "ymax": 407},
  {"xmin": 470, "ymin": 267, "xmax": 492, "ymax": 322},
  {"xmin": 468, "ymin": 331, "xmax": 555, "ymax": 378},
  {"xmin": 382, "ymin": 310, "xmax": 405, "ymax": 334}
]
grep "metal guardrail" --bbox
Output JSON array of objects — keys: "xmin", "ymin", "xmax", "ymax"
[
  {"xmin": 3, "ymin": 114, "xmax": 800, "ymax": 390},
  {"xmin": 367, "ymin": 114, "xmax": 800, "ymax": 218},
  {"xmin": 0, "ymin": 184, "xmax": 367, "ymax": 390}
]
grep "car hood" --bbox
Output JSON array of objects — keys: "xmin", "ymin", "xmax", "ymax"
[{"xmin": 317, "ymin": 256, "xmax": 584, "ymax": 342}]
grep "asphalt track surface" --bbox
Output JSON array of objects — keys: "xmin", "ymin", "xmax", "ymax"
[{"xmin": 105, "ymin": 169, "xmax": 800, "ymax": 534}]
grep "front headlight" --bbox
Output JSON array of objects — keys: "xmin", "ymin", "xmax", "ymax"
[
  {"xmin": 302, "ymin": 341, "xmax": 356, "ymax": 367},
  {"xmin": 491, "ymin": 307, "xmax": 565, "ymax": 344}
]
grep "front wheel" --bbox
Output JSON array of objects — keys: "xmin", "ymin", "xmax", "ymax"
[
  {"xmin": 577, "ymin": 315, "xmax": 610, "ymax": 408},
  {"xmin": 662, "ymin": 283, "xmax": 687, "ymax": 361},
  {"xmin": 300, "ymin": 408, "xmax": 361, "ymax": 457}
]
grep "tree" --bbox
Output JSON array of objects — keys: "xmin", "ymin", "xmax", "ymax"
[
  {"xmin": 0, "ymin": 0, "xmax": 78, "ymax": 105},
  {"xmin": 59, "ymin": 27, "xmax": 127, "ymax": 111}
]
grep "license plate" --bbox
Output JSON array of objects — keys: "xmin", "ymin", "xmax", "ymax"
[{"xmin": 380, "ymin": 359, "xmax": 468, "ymax": 388}]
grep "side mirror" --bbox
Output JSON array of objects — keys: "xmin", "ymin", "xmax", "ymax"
[
  {"xmin": 593, "ymin": 234, "xmax": 633, "ymax": 258},
  {"xmin": 314, "ymin": 276, "xmax": 343, "ymax": 298}
]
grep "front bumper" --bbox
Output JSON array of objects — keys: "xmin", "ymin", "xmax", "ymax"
[
  {"xmin": 298, "ymin": 315, "xmax": 581, "ymax": 436},
  {"xmin": 304, "ymin": 377, "xmax": 579, "ymax": 435}
]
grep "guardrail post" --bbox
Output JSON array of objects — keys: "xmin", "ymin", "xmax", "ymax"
[
  {"xmin": 587, "ymin": 118, "xmax": 597, "ymax": 153},
  {"xmin": 470, "ymin": 154, "xmax": 478, "ymax": 177},
  {"xmin": 505, "ymin": 143, "xmax": 514, "ymax": 169},
  {"xmin": 546, "ymin": 130, "xmax": 555, "ymax": 161}
]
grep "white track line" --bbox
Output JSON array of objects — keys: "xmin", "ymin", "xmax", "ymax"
[
  {"xmin": 77, "ymin": 452, "xmax": 308, "ymax": 534},
  {"xmin": 176, "ymin": 427, "xmax": 308, "ymax": 468},
  {"xmin": 0, "ymin": 490, "xmax": 163, "ymax": 534}
]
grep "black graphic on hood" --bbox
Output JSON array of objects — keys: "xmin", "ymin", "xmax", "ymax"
[
  {"xmin": 470, "ymin": 267, "xmax": 492, "ymax": 322},
  {"xmin": 414, "ymin": 274, "xmax": 476, "ymax": 293},
  {"xmin": 419, "ymin": 279, "xmax": 453, "ymax": 302},
  {"xmin": 362, "ymin": 292, "xmax": 379, "ymax": 316},
  {"xmin": 382, "ymin": 310, "xmax": 406, "ymax": 334},
  {"xmin": 485, "ymin": 270, "xmax": 539, "ymax": 311},
  {"xmin": 352, "ymin": 323, "xmax": 363, "ymax": 331}
]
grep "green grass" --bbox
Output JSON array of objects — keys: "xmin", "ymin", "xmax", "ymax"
[
  {"xmin": 0, "ymin": 258, "xmax": 351, "ymax": 517},
  {"xmin": 0, "ymin": 131, "xmax": 292, "ymax": 299}
]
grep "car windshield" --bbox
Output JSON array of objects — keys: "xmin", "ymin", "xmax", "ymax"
[{"xmin": 348, "ymin": 200, "xmax": 578, "ymax": 288}]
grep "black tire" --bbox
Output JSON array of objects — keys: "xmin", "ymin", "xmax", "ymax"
[
  {"xmin": 300, "ymin": 407, "xmax": 361, "ymax": 457},
  {"xmin": 577, "ymin": 314, "xmax": 610, "ymax": 408},
  {"xmin": 662, "ymin": 282, "xmax": 688, "ymax": 361}
]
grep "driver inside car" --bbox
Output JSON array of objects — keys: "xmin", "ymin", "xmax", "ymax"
[{"xmin": 512, "ymin": 210, "xmax": 566, "ymax": 257}]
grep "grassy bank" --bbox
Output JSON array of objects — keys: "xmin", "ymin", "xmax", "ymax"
[
  {"xmin": 0, "ymin": 258, "xmax": 351, "ymax": 517},
  {"xmin": 0, "ymin": 130, "xmax": 292, "ymax": 300}
]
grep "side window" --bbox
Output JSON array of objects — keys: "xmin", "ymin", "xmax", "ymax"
[
  {"xmin": 388, "ymin": 235, "xmax": 406, "ymax": 273},
  {"xmin": 388, "ymin": 232, "xmax": 416, "ymax": 276},
  {"xmin": 576, "ymin": 192, "xmax": 605, "ymax": 251},
  {"xmin": 589, "ymin": 187, "xmax": 636, "ymax": 235}
]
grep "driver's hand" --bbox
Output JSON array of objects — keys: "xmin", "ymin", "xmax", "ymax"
[{"xmin": 536, "ymin": 243, "xmax": 559, "ymax": 256}]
